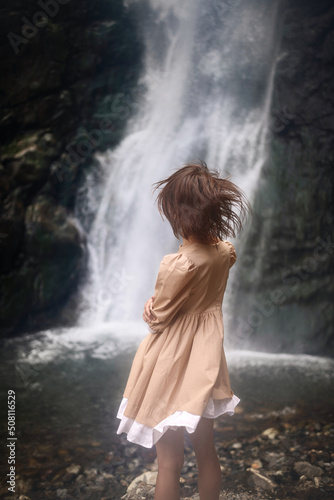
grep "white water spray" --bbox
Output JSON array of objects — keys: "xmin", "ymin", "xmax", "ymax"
[{"xmin": 76, "ymin": 0, "xmax": 280, "ymax": 327}]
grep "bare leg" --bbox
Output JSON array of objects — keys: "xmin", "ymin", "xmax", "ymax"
[
  {"xmin": 189, "ymin": 417, "xmax": 221, "ymax": 500},
  {"xmin": 154, "ymin": 427, "xmax": 184, "ymax": 500}
]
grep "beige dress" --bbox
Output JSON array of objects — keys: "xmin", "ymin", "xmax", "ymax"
[{"xmin": 116, "ymin": 240, "xmax": 240, "ymax": 448}]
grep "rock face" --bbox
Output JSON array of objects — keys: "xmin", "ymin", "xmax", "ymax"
[
  {"xmin": 0, "ymin": 0, "xmax": 143, "ymax": 335},
  {"xmin": 229, "ymin": 0, "xmax": 334, "ymax": 355}
]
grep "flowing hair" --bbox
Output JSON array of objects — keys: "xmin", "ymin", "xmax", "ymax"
[{"xmin": 154, "ymin": 161, "xmax": 251, "ymax": 244}]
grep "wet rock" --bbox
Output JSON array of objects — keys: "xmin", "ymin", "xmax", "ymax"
[
  {"xmin": 56, "ymin": 489, "xmax": 68, "ymax": 498},
  {"xmin": 261, "ymin": 427, "xmax": 279, "ymax": 440},
  {"xmin": 65, "ymin": 464, "xmax": 81, "ymax": 475},
  {"xmin": 0, "ymin": 194, "xmax": 86, "ymax": 333},
  {"xmin": 84, "ymin": 467, "xmax": 98, "ymax": 479},
  {"xmin": 294, "ymin": 460, "xmax": 324, "ymax": 478},
  {"xmin": 270, "ymin": 470, "xmax": 284, "ymax": 484},
  {"xmin": 250, "ymin": 459, "xmax": 263, "ymax": 469},
  {"xmin": 232, "ymin": 442, "xmax": 243, "ymax": 449},
  {"xmin": 127, "ymin": 471, "xmax": 158, "ymax": 491},
  {"xmin": 262, "ymin": 451, "xmax": 287, "ymax": 468},
  {"xmin": 124, "ymin": 446, "xmax": 139, "ymax": 457},
  {"xmin": 121, "ymin": 482, "xmax": 155, "ymax": 499},
  {"xmin": 247, "ymin": 468, "xmax": 277, "ymax": 491},
  {"xmin": 62, "ymin": 463, "xmax": 81, "ymax": 483}
]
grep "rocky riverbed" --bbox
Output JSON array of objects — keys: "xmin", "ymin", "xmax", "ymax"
[{"xmin": 1, "ymin": 405, "xmax": 333, "ymax": 500}]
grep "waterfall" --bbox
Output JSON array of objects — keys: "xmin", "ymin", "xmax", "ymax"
[{"xmin": 75, "ymin": 0, "xmax": 280, "ymax": 327}]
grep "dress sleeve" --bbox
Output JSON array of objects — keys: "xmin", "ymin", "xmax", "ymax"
[
  {"xmin": 224, "ymin": 241, "xmax": 237, "ymax": 268},
  {"xmin": 147, "ymin": 253, "xmax": 198, "ymax": 334}
]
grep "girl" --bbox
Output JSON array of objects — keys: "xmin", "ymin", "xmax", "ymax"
[{"xmin": 117, "ymin": 161, "xmax": 250, "ymax": 500}]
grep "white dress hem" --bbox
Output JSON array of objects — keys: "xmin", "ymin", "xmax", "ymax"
[{"xmin": 116, "ymin": 395, "xmax": 240, "ymax": 448}]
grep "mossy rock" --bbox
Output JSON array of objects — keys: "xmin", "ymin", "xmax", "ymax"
[
  {"xmin": 25, "ymin": 195, "xmax": 85, "ymax": 258},
  {"xmin": 0, "ymin": 195, "xmax": 86, "ymax": 333}
]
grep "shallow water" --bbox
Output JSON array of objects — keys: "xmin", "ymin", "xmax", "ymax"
[
  {"xmin": 1, "ymin": 322, "xmax": 333, "ymax": 431},
  {"xmin": 1, "ymin": 323, "xmax": 333, "ymax": 498}
]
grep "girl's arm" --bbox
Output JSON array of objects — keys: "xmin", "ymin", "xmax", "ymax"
[
  {"xmin": 142, "ymin": 296, "xmax": 156, "ymax": 323},
  {"xmin": 143, "ymin": 253, "xmax": 198, "ymax": 334}
]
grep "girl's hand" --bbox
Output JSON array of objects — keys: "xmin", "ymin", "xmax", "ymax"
[{"xmin": 143, "ymin": 296, "xmax": 156, "ymax": 323}]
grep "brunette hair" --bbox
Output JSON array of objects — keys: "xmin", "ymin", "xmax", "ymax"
[{"xmin": 154, "ymin": 161, "xmax": 251, "ymax": 244}]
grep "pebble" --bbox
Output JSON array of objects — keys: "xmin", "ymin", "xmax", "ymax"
[
  {"xmin": 261, "ymin": 427, "xmax": 279, "ymax": 440},
  {"xmin": 294, "ymin": 461, "xmax": 324, "ymax": 478},
  {"xmin": 65, "ymin": 464, "xmax": 80, "ymax": 475},
  {"xmin": 247, "ymin": 468, "xmax": 276, "ymax": 491},
  {"xmin": 232, "ymin": 442, "xmax": 242, "ymax": 449},
  {"xmin": 56, "ymin": 489, "xmax": 67, "ymax": 497},
  {"xmin": 251, "ymin": 459, "xmax": 263, "ymax": 469},
  {"xmin": 127, "ymin": 471, "xmax": 158, "ymax": 492}
]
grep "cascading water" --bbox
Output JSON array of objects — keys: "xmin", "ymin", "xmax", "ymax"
[{"xmin": 76, "ymin": 0, "xmax": 281, "ymax": 327}]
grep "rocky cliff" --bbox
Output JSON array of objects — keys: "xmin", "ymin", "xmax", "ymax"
[
  {"xmin": 229, "ymin": 0, "xmax": 334, "ymax": 355},
  {"xmin": 0, "ymin": 0, "xmax": 143, "ymax": 335}
]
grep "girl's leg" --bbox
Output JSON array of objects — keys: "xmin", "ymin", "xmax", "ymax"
[
  {"xmin": 154, "ymin": 427, "xmax": 184, "ymax": 500},
  {"xmin": 189, "ymin": 417, "xmax": 221, "ymax": 500}
]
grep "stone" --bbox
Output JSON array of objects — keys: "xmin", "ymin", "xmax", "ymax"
[
  {"xmin": 122, "ymin": 481, "xmax": 156, "ymax": 499},
  {"xmin": 232, "ymin": 442, "xmax": 243, "ymax": 449},
  {"xmin": 262, "ymin": 451, "xmax": 286, "ymax": 467},
  {"xmin": 271, "ymin": 470, "xmax": 284, "ymax": 483},
  {"xmin": 247, "ymin": 467, "xmax": 277, "ymax": 491},
  {"xmin": 65, "ymin": 464, "xmax": 80, "ymax": 475},
  {"xmin": 101, "ymin": 472, "xmax": 115, "ymax": 479},
  {"xmin": 124, "ymin": 446, "xmax": 138, "ymax": 457},
  {"xmin": 262, "ymin": 428, "xmax": 279, "ymax": 440},
  {"xmin": 56, "ymin": 489, "xmax": 68, "ymax": 498},
  {"xmin": 294, "ymin": 461, "xmax": 324, "ymax": 479},
  {"xmin": 127, "ymin": 471, "xmax": 158, "ymax": 492},
  {"xmin": 251, "ymin": 459, "xmax": 263, "ymax": 469}
]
